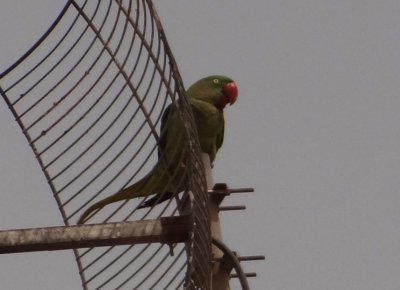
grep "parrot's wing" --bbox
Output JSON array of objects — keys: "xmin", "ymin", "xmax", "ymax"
[
  {"xmin": 139, "ymin": 103, "xmax": 175, "ymax": 209},
  {"xmin": 158, "ymin": 103, "xmax": 173, "ymax": 158},
  {"xmin": 216, "ymin": 118, "xmax": 224, "ymax": 151}
]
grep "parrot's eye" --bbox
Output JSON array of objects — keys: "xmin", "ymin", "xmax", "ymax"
[{"xmin": 213, "ymin": 79, "xmax": 220, "ymax": 84}]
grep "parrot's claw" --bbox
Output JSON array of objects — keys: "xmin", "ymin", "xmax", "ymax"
[{"xmin": 167, "ymin": 243, "xmax": 175, "ymax": 256}]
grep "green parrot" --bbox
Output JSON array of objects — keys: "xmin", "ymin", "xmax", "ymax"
[{"xmin": 77, "ymin": 75, "xmax": 238, "ymax": 224}]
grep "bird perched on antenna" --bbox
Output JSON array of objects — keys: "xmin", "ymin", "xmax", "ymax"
[{"xmin": 77, "ymin": 75, "xmax": 238, "ymax": 224}]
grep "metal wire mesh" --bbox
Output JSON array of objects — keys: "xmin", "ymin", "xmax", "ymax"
[{"xmin": 0, "ymin": 1, "xmax": 211, "ymax": 289}]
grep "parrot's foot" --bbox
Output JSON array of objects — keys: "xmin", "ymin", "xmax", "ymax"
[{"xmin": 167, "ymin": 243, "xmax": 176, "ymax": 256}]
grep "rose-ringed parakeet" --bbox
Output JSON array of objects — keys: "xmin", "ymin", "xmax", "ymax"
[{"xmin": 77, "ymin": 75, "xmax": 238, "ymax": 224}]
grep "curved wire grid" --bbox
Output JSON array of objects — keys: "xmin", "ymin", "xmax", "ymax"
[{"xmin": 0, "ymin": 1, "xmax": 211, "ymax": 289}]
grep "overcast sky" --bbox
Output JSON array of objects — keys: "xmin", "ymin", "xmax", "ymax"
[{"xmin": 2, "ymin": 1, "xmax": 400, "ymax": 290}]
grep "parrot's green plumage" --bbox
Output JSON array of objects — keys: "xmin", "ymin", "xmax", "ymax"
[{"xmin": 77, "ymin": 75, "xmax": 238, "ymax": 224}]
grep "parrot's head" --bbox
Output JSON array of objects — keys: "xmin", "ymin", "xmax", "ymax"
[{"xmin": 187, "ymin": 75, "xmax": 238, "ymax": 110}]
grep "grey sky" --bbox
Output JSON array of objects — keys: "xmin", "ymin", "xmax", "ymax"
[{"xmin": 2, "ymin": 1, "xmax": 400, "ymax": 289}]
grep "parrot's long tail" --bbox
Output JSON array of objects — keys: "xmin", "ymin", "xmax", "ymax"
[
  {"xmin": 137, "ymin": 192, "xmax": 174, "ymax": 209},
  {"xmin": 77, "ymin": 177, "xmax": 149, "ymax": 224}
]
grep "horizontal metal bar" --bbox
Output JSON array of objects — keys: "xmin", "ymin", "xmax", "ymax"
[
  {"xmin": 208, "ymin": 183, "xmax": 255, "ymax": 196},
  {"xmin": 226, "ymin": 188, "xmax": 254, "ymax": 194},
  {"xmin": 219, "ymin": 205, "xmax": 246, "ymax": 211},
  {"xmin": 237, "ymin": 255, "xmax": 266, "ymax": 261},
  {"xmin": 213, "ymin": 255, "xmax": 265, "ymax": 262},
  {"xmin": 0, "ymin": 216, "xmax": 192, "ymax": 254},
  {"xmin": 230, "ymin": 272, "xmax": 257, "ymax": 278}
]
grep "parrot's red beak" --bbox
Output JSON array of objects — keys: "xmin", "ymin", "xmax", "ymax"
[{"xmin": 223, "ymin": 82, "xmax": 238, "ymax": 106}]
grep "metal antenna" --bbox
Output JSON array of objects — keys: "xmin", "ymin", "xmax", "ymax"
[
  {"xmin": 0, "ymin": 1, "xmax": 263, "ymax": 289},
  {"xmin": 0, "ymin": 1, "xmax": 210, "ymax": 289}
]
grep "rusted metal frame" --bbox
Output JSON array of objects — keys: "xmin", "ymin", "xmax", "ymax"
[
  {"xmin": 58, "ymin": 1, "xmax": 156, "ymax": 217},
  {"xmin": 0, "ymin": 1, "xmax": 74, "ymax": 80},
  {"xmin": 119, "ymin": 0, "xmax": 178, "ymax": 103},
  {"xmin": 0, "ymin": 216, "xmax": 192, "ymax": 255},
  {"xmin": 19, "ymin": 1, "xmax": 106, "ymax": 125},
  {"xmin": 45, "ymin": 1, "xmax": 129, "ymax": 179},
  {"xmin": 69, "ymin": 2, "xmax": 158, "ymax": 154},
  {"xmin": 7, "ymin": 0, "xmax": 90, "ymax": 102},
  {"xmin": 36, "ymin": 1, "xmax": 133, "ymax": 159}
]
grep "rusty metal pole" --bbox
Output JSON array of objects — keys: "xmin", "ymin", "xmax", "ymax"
[
  {"xmin": 0, "ymin": 216, "xmax": 191, "ymax": 254},
  {"xmin": 202, "ymin": 153, "xmax": 231, "ymax": 290}
]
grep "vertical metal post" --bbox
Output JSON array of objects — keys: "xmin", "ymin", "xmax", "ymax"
[{"xmin": 202, "ymin": 154, "xmax": 231, "ymax": 290}]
